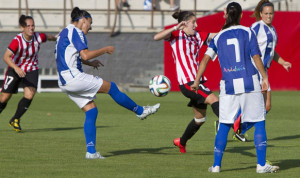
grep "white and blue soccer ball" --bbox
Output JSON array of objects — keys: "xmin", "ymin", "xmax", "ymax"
[{"xmin": 149, "ymin": 75, "xmax": 171, "ymax": 97}]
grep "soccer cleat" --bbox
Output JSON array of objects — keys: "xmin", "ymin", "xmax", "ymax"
[
  {"xmin": 208, "ymin": 166, "xmax": 221, "ymax": 173},
  {"xmin": 9, "ymin": 118, "xmax": 22, "ymax": 132},
  {"xmin": 173, "ymin": 137, "xmax": 186, "ymax": 153},
  {"xmin": 234, "ymin": 133, "xmax": 248, "ymax": 142},
  {"xmin": 85, "ymin": 152, "xmax": 105, "ymax": 159},
  {"xmin": 136, "ymin": 103, "xmax": 160, "ymax": 120},
  {"xmin": 214, "ymin": 120, "xmax": 219, "ymax": 135},
  {"xmin": 256, "ymin": 163, "xmax": 279, "ymax": 173},
  {"xmin": 170, "ymin": 5, "xmax": 180, "ymax": 11}
]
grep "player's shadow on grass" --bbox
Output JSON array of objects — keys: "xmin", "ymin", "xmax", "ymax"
[
  {"xmin": 276, "ymin": 159, "xmax": 300, "ymax": 170},
  {"xmin": 21, "ymin": 126, "xmax": 108, "ymax": 132},
  {"xmin": 269, "ymin": 134, "xmax": 300, "ymax": 141},
  {"xmin": 225, "ymin": 145, "xmax": 276, "ymax": 158},
  {"xmin": 107, "ymin": 147, "xmax": 173, "ymax": 157}
]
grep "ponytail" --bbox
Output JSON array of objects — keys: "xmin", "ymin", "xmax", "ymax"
[
  {"xmin": 71, "ymin": 7, "xmax": 92, "ymax": 22},
  {"xmin": 19, "ymin": 15, "xmax": 34, "ymax": 27},
  {"xmin": 222, "ymin": 2, "xmax": 242, "ymax": 30},
  {"xmin": 252, "ymin": 0, "xmax": 274, "ymax": 21},
  {"xmin": 172, "ymin": 11, "xmax": 195, "ymax": 23}
]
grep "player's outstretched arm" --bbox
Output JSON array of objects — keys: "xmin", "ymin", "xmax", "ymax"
[
  {"xmin": 154, "ymin": 21, "xmax": 186, "ymax": 41},
  {"xmin": 80, "ymin": 46, "xmax": 114, "ymax": 61},
  {"xmin": 273, "ymin": 51, "xmax": 292, "ymax": 72}
]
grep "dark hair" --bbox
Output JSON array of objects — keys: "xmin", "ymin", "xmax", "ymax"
[
  {"xmin": 172, "ymin": 11, "xmax": 195, "ymax": 23},
  {"xmin": 71, "ymin": 7, "xmax": 92, "ymax": 22},
  {"xmin": 252, "ymin": 0, "xmax": 274, "ymax": 21},
  {"xmin": 19, "ymin": 15, "xmax": 34, "ymax": 27},
  {"xmin": 222, "ymin": 2, "xmax": 242, "ymax": 30}
]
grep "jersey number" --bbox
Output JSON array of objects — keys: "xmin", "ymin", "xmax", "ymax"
[
  {"xmin": 4, "ymin": 76, "xmax": 14, "ymax": 90},
  {"xmin": 227, "ymin": 38, "xmax": 240, "ymax": 62}
]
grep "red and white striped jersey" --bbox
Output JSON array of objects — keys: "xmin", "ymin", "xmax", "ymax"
[
  {"xmin": 8, "ymin": 32, "xmax": 47, "ymax": 72},
  {"xmin": 167, "ymin": 30, "xmax": 209, "ymax": 85}
]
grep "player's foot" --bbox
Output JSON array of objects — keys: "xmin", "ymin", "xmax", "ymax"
[
  {"xmin": 173, "ymin": 137, "xmax": 186, "ymax": 153},
  {"xmin": 137, "ymin": 103, "xmax": 160, "ymax": 120},
  {"xmin": 85, "ymin": 152, "xmax": 105, "ymax": 159},
  {"xmin": 9, "ymin": 118, "xmax": 22, "ymax": 132},
  {"xmin": 170, "ymin": 5, "xmax": 179, "ymax": 11},
  {"xmin": 256, "ymin": 163, "xmax": 279, "ymax": 173},
  {"xmin": 214, "ymin": 120, "xmax": 219, "ymax": 135},
  {"xmin": 233, "ymin": 133, "xmax": 248, "ymax": 142},
  {"xmin": 208, "ymin": 166, "xmax": 220, "ymax": 173}
]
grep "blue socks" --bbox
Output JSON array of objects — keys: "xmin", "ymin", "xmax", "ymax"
[
  {"xmin": 241, "ymin": 111, "xmax": 268, "ymax": 134},
  {"xmin": 108, "ymin": 82, "xmax": 143, "ymax": 115},
  {"xmin": 84, "ymin": 107, "xmax": 98, "ymax": 154},
  {"xmin": 254, "ymin": 121, "xmax": 267, "ymax": 166},
  {"xmin": 213, "ymin": 123, "xmax": 231, "ymax": 167}
]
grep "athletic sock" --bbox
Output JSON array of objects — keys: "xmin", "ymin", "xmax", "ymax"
[
  {"xmin": 241, "ymin": 111, "xmax": 268, "ymax": 134},
  {"xmin": 254, "ymin": 120, "xmax": 267, "ymax": 166},
  {"xmin": 0, "ymin": 102, "xmax": 7, "ymax": 113},
  {"xmin": 241, "ymin": 122, "xmax": 255, "ymax": 134},
  {"xmin": 12, "ymin": 97, "xmax": 32, "ymax": 119},
  {"xmin": 84, "ymin": 107, "xmax": 98, "ymax": 154},
  {"xmin": 211, "ymin": 102, "xmax": 219, "ymax": 117},
  {"xmin": 108, "ymin": 82, "xmax": 143, "ymax": 115},
  {"xmin": 180, "ymin": 119, "xmax": 201, "ymax": 146},
  {"xmin": 213, "ymin": 123, "xmax": 231, "ymax": 167}
]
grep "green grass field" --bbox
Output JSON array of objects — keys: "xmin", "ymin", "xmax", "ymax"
[{"xmin": 0, "ymin": 91, "xmax": 299, "ymax": 178}]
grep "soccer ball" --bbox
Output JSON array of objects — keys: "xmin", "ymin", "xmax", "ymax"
[{"xmin": 149, "ymin": 75, "xmax": 171, "ymax": 97}]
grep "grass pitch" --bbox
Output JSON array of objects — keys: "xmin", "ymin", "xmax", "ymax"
[{"xmin": 0, "ymin": 91, "xmax": 299, "ymax": 178}]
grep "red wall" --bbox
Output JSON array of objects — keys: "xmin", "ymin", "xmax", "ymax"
[{"xmin": 164, "ymin": 11, "xmax": 300, "ymax": 91}]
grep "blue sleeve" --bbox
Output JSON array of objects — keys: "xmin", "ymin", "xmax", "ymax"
[
  {"xmin": 251, "ymin": 23, "xmax": 260, "ymax": 36},
  {"xmin": 249, "ymin": 30, "xmax": 261, "ymax": 57},
  {"xmin": 208, "ymin": 38, "xmax": 218, "ymax": 53},
  {"xmin": 72, "ymin": 28, "xmax": 88, "ymax": 52}
]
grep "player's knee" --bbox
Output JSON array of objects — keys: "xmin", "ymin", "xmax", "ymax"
[
  {"xmin": 194, "ymin": 117, "xmax": 206, "ymax": 125},
  {"xmin": 108, "ymin": 82, "xmax": 120, "ymax": 95}
]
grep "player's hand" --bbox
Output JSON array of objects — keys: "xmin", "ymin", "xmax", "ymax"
[
  {"xmin": 14, "ymin": 67, "xmax": 26, "ymax": 78},
  {"xmin": 105, "ymin": 46, "xmax": 114, "ymax": 54},
  {"xmin": 282, "ymin": 61, "xmax": 292, "ymax": 72},
  {"xmin": 90, "ymin": 60, "xmax": 104, "ymax": 69},
  {"xmin": 261, "ymin": 78, "xmax": 269, "ymax": 93},
  {"xmin": 190, "ymin": 82, "xmax": 199, "ymax": 91},
  {"xmin": 176, "ymin": 21, "xmax": 186, "ymax": 30}
]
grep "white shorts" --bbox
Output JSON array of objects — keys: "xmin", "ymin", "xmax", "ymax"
[
  {"xmin": 59, "ymin": 73, "xmax": 103, "ymax": 109},
  {"xmin": 219, "ymin": 92, "xmax": 266, "ymax": 124}
]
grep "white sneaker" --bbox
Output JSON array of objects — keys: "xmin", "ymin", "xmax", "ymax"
[
  {"xmin": 170, "ymin": 5, "xmax": 179, "ymax": 11},
  {"xmin": 256, "ymin": 163, "xmax": 279, "ymax": 173},
  {"xmin": 208, "ymin": 166, "xmax": 220, "ymax": 173},
  {"xmin": 85, "ymin": 152, "xmax": 105, "ymax": 159},
  {"xmin": 136, "ymin": 103, "xmax": 160, "ymax": 120}
]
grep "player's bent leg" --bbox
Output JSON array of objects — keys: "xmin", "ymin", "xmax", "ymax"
[
  {"xmin": 0, "ymin": 93, "xmax": 12, "ymax": 113},
  {"xmin": 175, "ymin": 107, "xmax": 206, "ymax": 153},
  {"xmin": 101, "ymin": 81, "xmax": 159, "ymax": 120}
]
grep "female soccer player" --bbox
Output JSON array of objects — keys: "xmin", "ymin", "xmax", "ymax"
[
  {"xmin": 55, "ymin": 7, "xmax": 160, "ymax": 159},
  {"xmin": 191, "ymin": 2, "xmax": 279, "ymax": 173},
  {"xmin": 0, "ymin": 15, "xmax": 57, "ymax": 132},
  {"xmin": 154, "ymin": 11, "xmax": 219, "ymax": 153},
  {"xmin": 234, "ymin": 0, "xmax": 292, "ymax": 141}
]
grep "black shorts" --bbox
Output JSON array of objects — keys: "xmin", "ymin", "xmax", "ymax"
[
  {"xmin": 179, "ymin": 81, "xmax": 212, "ymax": 109},
  {"xmin": 1, "ymin": 68, "xmax": 39, "ymax": 94}
]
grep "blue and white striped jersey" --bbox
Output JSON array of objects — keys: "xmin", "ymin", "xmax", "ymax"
[
  {"xmin": 251, "ymin": 20, "xmax": 277, "ymax": 69},
  {"xmin": 55, "ymin": 24, "xmax": 88, "ymax": 85},
  {"xmin": 205, "ymin": 25, "xmax": 261, "ymax": 95}
]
